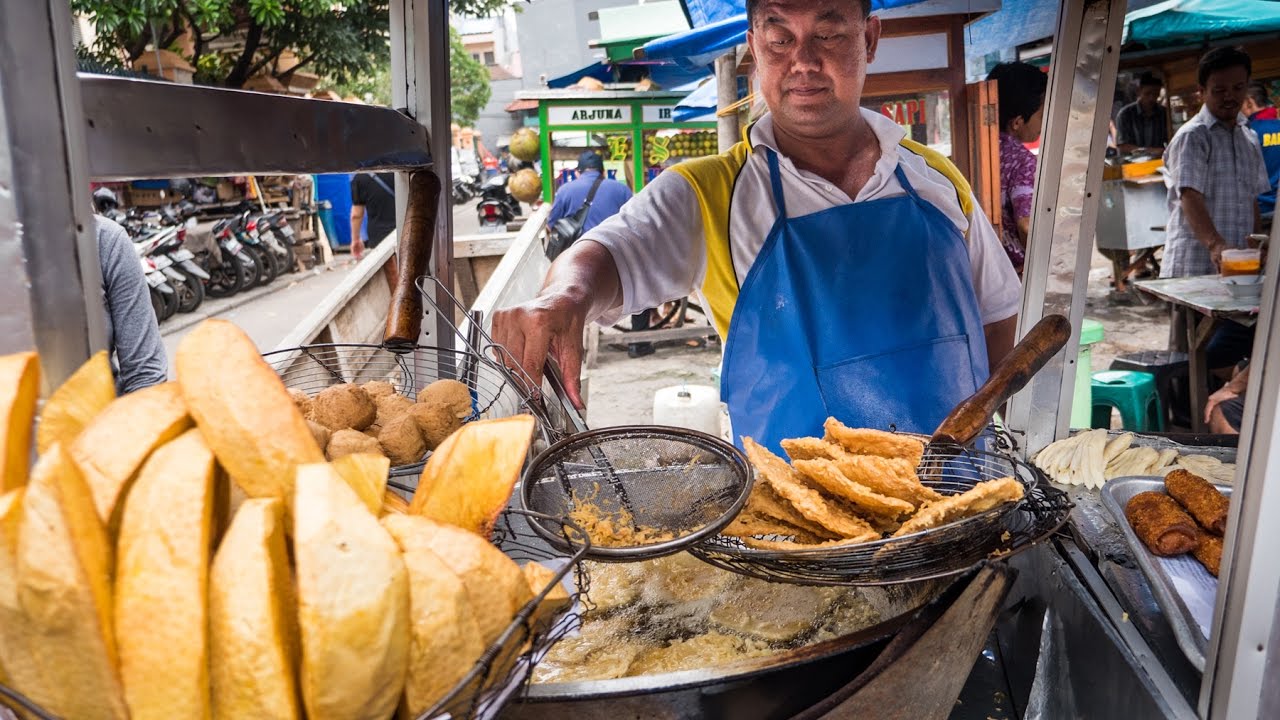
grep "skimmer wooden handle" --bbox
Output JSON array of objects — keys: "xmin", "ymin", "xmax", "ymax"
[
  {"xmin": 931, "ymin": 314, "xmax": 1072, "ymax": 446},
  {"xmin": 384, "ymin": 170, "xmax": 441, "ymax": 349}
]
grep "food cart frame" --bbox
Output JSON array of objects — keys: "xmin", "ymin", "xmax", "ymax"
[
  {"xmin": 517, "ymin": 88, "xmax": 718, "ymax": 204},
  {"xmin": 4, "ymin": 0, "xmax": 1280, "ymax": 717}
]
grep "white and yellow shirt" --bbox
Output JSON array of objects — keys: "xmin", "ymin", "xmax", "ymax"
[{"xmin": 587, "ymin": 108, "xmax": 1022, "ymax": 338}]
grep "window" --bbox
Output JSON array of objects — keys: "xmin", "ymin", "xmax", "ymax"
[
  {"xmin": 471, "ymin": 53, "xmax": 481, "ymax": 63},
  {"xmin": 483, "ymin": 51, "xmax": 496, "ymax": 66}
]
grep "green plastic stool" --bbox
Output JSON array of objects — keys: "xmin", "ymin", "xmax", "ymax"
[{"xmin": 1091, "ymin": 370, "xmax": 1164, "ymax": 431}]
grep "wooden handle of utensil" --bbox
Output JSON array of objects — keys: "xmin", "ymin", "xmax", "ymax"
[
  {"xmin": 384, "ymin": 170, "xmax": 442, "ymax": 349},
  {"xmin": 930, "ymin": 314, "xmax": 1072, "ymax": 445}
]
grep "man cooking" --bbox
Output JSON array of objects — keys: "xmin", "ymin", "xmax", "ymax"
[{"xmin": 492, "ymin": 0, "xmax": 1021, "ymax": 452}]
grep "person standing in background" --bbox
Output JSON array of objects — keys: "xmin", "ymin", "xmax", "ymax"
[
  {"xmin": 1115, "ymin": 73, "xmax": 1170, "ymax": 156},
  {"xmin": 350, "ymin": 171, "xmax": 397, "ymax": 261},
  {"xmin": 988, "ymin": 62, "xmax": 1048, "ymax": 275},
  {"xmin": 95, "ymin": 216, "xmax": 167, "ymax": 393},
  {"xmin": 1243, "ymin": 81, "xmax": 1279, "ymax": 219}
]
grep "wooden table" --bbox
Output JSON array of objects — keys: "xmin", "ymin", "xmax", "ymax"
[{"xmin": 1134, "ymin": 275, "xmax": 1260, "ymax": 431}]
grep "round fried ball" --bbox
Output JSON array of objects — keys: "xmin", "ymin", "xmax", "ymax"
[
  {"xmin": 306, "ymin": 419, "xmax": 331, "ymax": 450},
  {"xmin": 375, "ymin": 393, "xmax": 415, "ymax": 426},
  {"xmin": 361, "ymin": 380, "xmax": 397, "ymax": 399},
  {"xmin": 311, "ymin": 383, "xmax": 377, "ymax": 431},
  {"xmin": 408, "ymin": 402, "xmax": 464, "ymax": 450},
  {"xmin": 326, "ymin": 428, "xmax": 383, "ymax": 461},
  {"xmin": 378, "ymin": 414, "xmax": 427, "ymax": 465},
  {"xmin": 288, "ymin": 388, "xmax": 313, "ymax": 418},
  {"xmin": 416, "ymin": 379, "xmax": 472, "ymax": 421}
]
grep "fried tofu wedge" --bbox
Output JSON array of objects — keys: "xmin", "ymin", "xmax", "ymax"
[
  {"xmin": 115, "ymin": 429, "xmax": 215, "ymax": 720},
  {"xmin": 294, "ymin": 463, "xmax": 408, "ymax": 720},
  {"xmin": 70, "ymin": 381, "xmax": 191, "ymax": 531},
  {"xmin": 177, "ymin": 320, "xmax": 324, "ymax": 502},
  {"xmin": 210, "ymin": 499, "xmax": 300, "ymax": 720},
  {"xmin": 380, "ymin": 514, "xmax": 486, "ymax": 716},
  {"xmin": 0, "ymin": 351, "xmax": 38, "ymax": 493},
  {"xmin": 0, "ymin": 487, "xmax": 43, "ymax": 700},
  {"xmin": 892, "ymin": 477, "xmax": 1024, "ymax": 537},
  {"xmin": 409, "ymin": 415, "xmax": 535, "ymax": 536},
  {"xmin": 18, "ymin": 445, "xmax": 128, "ymax": 720},
  {"xmin": 330, "ymin": 452, "xmax": 390, "ymax": 516},
  {"xmin": 521, "ymin": 561, "xmax": 573, "ymax": 635},
  {"xmin": 37, "ymin": 350, "xmax": 115, "ymax": 454},
  {"xmin": 823, "ymin": 418, "xmax": 925, "ymax": 468},
  {"xmin": 743, "ymin": 438, "xmax": 878, "ymax": 540}
]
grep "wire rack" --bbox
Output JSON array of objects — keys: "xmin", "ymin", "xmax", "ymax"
[
  {"xmin": 404, "ymin": 500, "xmax": 590, "ymax": 720},
  {"xmin": 263, "ymin": 278, "xmax": 575, "ymax": 475},
  {"xmin": 0, "ymin": 506, "xmax": 588, "ymax": 720},
  {"xmin": 690, "ymin": 440, "xmax": 1073, "ymax": 586}
]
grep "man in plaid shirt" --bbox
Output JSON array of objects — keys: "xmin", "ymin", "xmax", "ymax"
[{"xmin": 1162, "ymin": 47, "xmax": 1271, "ymax": 278}]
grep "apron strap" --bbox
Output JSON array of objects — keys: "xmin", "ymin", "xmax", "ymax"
[
  {"xmin": 893, "ymin": 164, "xmax": 922, "ymax": 202},
  {"xmin": 765, "ymin": 148, "xmax": 789, "ymax": 218}
]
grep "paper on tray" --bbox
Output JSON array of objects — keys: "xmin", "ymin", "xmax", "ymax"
[{"xmin": 1159, "ymin": 554, "xmax": 1218, "ymax": 639}]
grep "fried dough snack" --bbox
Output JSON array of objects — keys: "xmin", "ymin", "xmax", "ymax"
[
  {"xmin": 742, "ymin": 483, "xmax": 838, "ymax": 540},
  {"xmin": 781, "ymin": 437, "xmax": 940, "ymax": 507},
  {"xmin": 743, "ymin": 438, "xmax": 878, "ymax": 539},
  {"xmin": 792, "ymin": 458, "xmax": 914, "ymax": 520},
  {"xmin": 741, "ymin": 533, "xmax": 878, "ymax": 551},
  {"xmin": 823, "ymin": 418, "xmax": 925, "ymax": 468},
  {"xmin": 722, "ymin": 511, "xmax": 824, "ymax": 543},
  {"xmin": 1194, "ymin": 533, "xmax": 1223, "ymax": 577},
  {"xmin": 891, "ymin": 476, "xmax": 1023, "ymax": 537},
  {"xmin": 1125, "ymin": 491, "xmax": 1198, "ymax": 556},
  {"xmin": 1165, "ymin": 470, "xmax": 1228, "ymax": 535}
]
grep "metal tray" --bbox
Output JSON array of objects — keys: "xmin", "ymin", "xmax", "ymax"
[{"xmin": 1099, "ymin": 477, "xmax": 1230, "ymax": 671}]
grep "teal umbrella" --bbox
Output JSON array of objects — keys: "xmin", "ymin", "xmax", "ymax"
[{"xmin": 1125, "ymin": 0, "xmax": 1280, "ymax": 47}]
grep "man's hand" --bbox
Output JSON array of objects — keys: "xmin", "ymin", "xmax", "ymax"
[
  {"xmin": 351, "ymin": 237, "xmax": 365, "ymax": 261},
  {"xmin": 491, "ymin": 291, "xmax": 590, "ymax": 409},
  {"xmin": 1208, "ymin": 236, "xmax": 1228, "ymax": 269},
  {"xmin": 1204, "ymin": 385, "xmax": 1240, "ymax": 425}
]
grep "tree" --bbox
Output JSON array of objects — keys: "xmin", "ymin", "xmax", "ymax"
[
  {"xmin": 74, "ymin": 0, "xmax": 515, "ymax": 88},
  {"xmin": 449, "ymin": 26, "xmax": 491, "ymax": 128}
]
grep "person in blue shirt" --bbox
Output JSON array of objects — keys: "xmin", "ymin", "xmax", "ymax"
[
  {"xmin": 1244, "ymin": 82, "xmax": 1279, "ymax": 219},
  {"xmin": 547, "ymin": 152, "xmax": 654, "ymax": 357}
]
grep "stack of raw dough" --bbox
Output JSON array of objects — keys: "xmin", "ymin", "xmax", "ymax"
[{"xmin": 1033, "ymin": 429, "xmax": 1237, "ymax": 487}]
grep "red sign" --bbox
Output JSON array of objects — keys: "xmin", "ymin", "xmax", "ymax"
[{"xmin": 881, "ymin": 99, "xmax": 926, "ymax": 126}]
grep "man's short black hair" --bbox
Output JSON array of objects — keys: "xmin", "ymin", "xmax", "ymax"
[
  {"xmin": 1138, "ymin": 72, "xmax": 1163, "ymax": 89},
  {"xmin": 746, "ymin": 0, "xmax": 872, "ymax": 28},
  {"xmin": 987, "ymin": 62, "xmax": 1048, "ymax": 130},
  {"xmin": 1198, "ymin": 46, "xmax": 1251, "ymax": 87},
  {"xmin": 1247, "ymin": 81, "xmax": 1273, "ymax": 108}
]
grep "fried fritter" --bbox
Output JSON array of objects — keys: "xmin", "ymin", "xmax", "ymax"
[
  {"xmin": 792, "ymin": 458, "xmax": 914, "ymax": 520},
  {"xmin": 722, "ymin": 511, "xmax": 824, "ymax": 543},
  {"xmin": 1165, "ymin": 469, "xmax": 1228, "ymax": 535},
  {"xmin": 742, "ymin": 484, "xmax": 839, "ymax": 540},
  {"xmin": 1194, "ymin": 532, "xmax": 1223, "ymax": 577},
  {"xmin": 311, "ymin": 383, "xmax": 377, "ymax": 431},
  {"xmin": 743, "ymin": 438, "xmax": 878, "ymax": 539},
  {"xmin": 782, "ymin": 437, "xmax": 940, "ymax": 506},
  {"xmin": 823, "ymin": 418, "xmax": 925, "ymax": 468},
  {"xmin": 1125, "ymin": 491, "xmax": 1198, "ymax": 557},
  {"xmin": 710, "ymin": 581, "xmax": 840, "ymax": 642},
  {"xmin": 740, "ymin": 533, "xmax": 878, "ymax": 551},
  {"xmin": 892, "ymin": 476, "xmax": 1024, "ymax": 537}
]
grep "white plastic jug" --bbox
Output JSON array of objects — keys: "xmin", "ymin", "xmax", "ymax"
[{"xmin": 653, "ymin": 385, "xmax": 722, "ymax": 436}]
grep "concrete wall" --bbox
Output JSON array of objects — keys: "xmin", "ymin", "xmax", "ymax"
[
  {"xmin": 516, "ymin": 0, "xmax": 636, "ymax": 87},
  {"xmin": 475, "ymin": 76, "xmax": 526, "ymax": 146}
]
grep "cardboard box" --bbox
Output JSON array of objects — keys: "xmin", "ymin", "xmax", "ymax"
[
  {"xmin": 216, "ymin": 181, "xmax": 238, "ymax": 201},
  {"xmin": 128, "ymin": 187, "xmax": 168, "ymax": 207}
]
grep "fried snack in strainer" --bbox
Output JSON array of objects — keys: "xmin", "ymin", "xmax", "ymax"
[
  {"xmin": 891, "ymin": 476, "xmax": 1023, "ymax": 537},
  {"xmin": 791, "ymin": 458, "xmax": 914, "ymax": 520},
  {"xmin": 743, "ymin": 438, "xmax": 878, "ymax": 540},
  {"xmin": 741, "ymin": 484, "xmax": 840, "ymax": 540},
  {"xmin": 823, "ymin": 418, "xmax": 925, "ymax": 468},
  {"xmin": 781, "ymin": 437, "xmax": 940, "ymax": 507}
]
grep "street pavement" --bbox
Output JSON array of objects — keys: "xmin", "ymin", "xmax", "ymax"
[{"xmin": 160, "ymin": 198, "xmax": 485, "ymax": 374}]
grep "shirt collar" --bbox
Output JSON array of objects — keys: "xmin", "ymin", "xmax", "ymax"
[
  {"xmin": 748, "ymin": 108, "xmax": 905, "ymax": 199},
  {"xmin": 1196, "ymin": 102, "xmax": 1248, "ymax": 130}
]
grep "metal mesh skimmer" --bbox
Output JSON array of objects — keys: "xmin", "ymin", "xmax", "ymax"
[{"xmin": 521, "ymin": 426, "xmax": 754, "ymax": 561}]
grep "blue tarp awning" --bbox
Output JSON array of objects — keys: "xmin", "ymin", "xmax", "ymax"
[
  {"xmin": 547, "ymin": 62, "xmax": 615, "ymax": 89},
  {"xmin": 1124, "ymin": 0, "xmax": 1280, "ymax": 47},
  {"xmin": 673, "ymin": 78, "xmax": 718, "ymax": 121},
  {"xmin": 546, "ymin": 59, "xmax": 710, "ymax": 91}
]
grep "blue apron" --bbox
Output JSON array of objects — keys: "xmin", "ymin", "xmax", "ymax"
[{"xmin": 721, "ymin": 149, "xmax": 990, "ymax": 453}]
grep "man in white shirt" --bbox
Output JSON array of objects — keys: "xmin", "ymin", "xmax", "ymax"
[{"xmin": 493, "ymin": 0, "xmax": 1021, "ymax": 451}]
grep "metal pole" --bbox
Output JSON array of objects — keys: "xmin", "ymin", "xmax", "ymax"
[
  {"xmin": 715, "ymin": 52, "xmax": 740, "ymax": 152},
  {"xmin": 0, "ymin": 0, "xmax": 105, "ymax": 388},
  {"xmin": 1202, "ymin": 218, "xmax": 1280, "ymax": 719},
  {"xmin": 1006, "ymin": 0, "xmax": 1126, "ymax": 456}
]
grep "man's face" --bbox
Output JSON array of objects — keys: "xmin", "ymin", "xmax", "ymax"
[
  {"xmin": 1138, "ymin": 85, "xmax": 1161, "ymax": 111},
  {"xmin": 747, "ymin": 0, "xmax": 880, "ymax": 139},
  {"xmin": 1200, "ymin": 65, "xmax": 1249, "ymax": 123},
  {"xmin": 1242, "ymin": 96, "xmax": 1261, "ymax": 117}
]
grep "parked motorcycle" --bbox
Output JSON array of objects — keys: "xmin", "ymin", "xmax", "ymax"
[
  {"xmin": 232, "ymin": 212, "xmax": 279, "ymax": 286},
  {"xmin": 452, "ymin": 173, "xmax": 480, "ymax": 205},
  {"xmin": 134, "ymin": 223, "xmax": 208, "ymax": 314},
  {"xmin": 476, "ymin": 173, "xmax": 520, "ymax": 230},
  {"xmin": 210, "ymin": 216, "xmax": 261, "ymax": 293},
  {"xmin": 248, "ymin": 211, "xmax": 297, "ymax": 274},
  {"xmin": 137, "ymin": 251, "xmax": 178, "ymax": 322}
]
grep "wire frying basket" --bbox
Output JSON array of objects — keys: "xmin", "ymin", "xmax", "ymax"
[
  {"xmin": 691, "ymin": 437, "xmax": 1073, "ymax": 586},
  {"xmin": 264, "ymin": 277, "xmax": 576, "ymax": 475}
]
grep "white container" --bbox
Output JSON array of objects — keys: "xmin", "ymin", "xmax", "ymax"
[{"xmin": 653, "ymin": 385, "xmax": 722, "ymax": 436}]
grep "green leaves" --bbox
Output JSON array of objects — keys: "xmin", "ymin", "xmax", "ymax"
[{"xmin": 449, "ymin": 26, "xmax": 491, "ymax": 128}]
